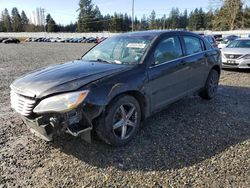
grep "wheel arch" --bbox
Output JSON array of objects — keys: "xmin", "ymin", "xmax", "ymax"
[
  {"xmin": 106, "ymin": 90, "xmax": 148, "ymax": 122},
  {"xmin": 211, "ymin": 65, "xmax": 221, "ymax": 75}
]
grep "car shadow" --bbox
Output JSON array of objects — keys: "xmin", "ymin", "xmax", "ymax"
[{"xmin": 51, "ymin": 85, "xmax": 250, "ymax": 171}]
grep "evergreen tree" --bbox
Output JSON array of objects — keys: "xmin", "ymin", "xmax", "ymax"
[
  {"xmin": 188, "ymin": 8, "xmax": 206, "ymax": 30},
  {"xmin": 122, "ymin": 13, "xmax": 130, "ymax": 31},
  {"xmin": 46, "ymin": 14, "xmax": 57, "ymax": 32},
  {"xmin": 180, "ymin": 9, "xmax": 188, "ymax": 29},
  {"xmin": 103, "ymin": 14, "xmax": 111, "ymax": 31},
  {"xmin": 110, "ymin": 13, "xmax": 123, "ymax": 32},
  {"xmin": 149, "ymin": 10, "xmax": 156, "ymax": 30},
  {"xmin": 77, "ymin": 0, "xmax": 98, "ymax": 32},
  {"xmin": 93, "ymin": 6, "xmax": 103, "ymax": 31},
  {"xmin": 2, "ymin": 9, "xmax": 12, "ymax": 32},
  {"xmin": 21, "ymin": 10, "xmax": 29, "ymax": 31},
  {"xmin": 11, "ymin": 7, "xmax": 22, "ymax": 32},
  {"xmin": 169, "ymin": 8, "xmax": 180, "ymax": 29},
  {"xmin": 205, "ymin": 11, "xmax": 214, "ymax": 30},
  {"xmin": 140, "ymin": 14, "xmax": 148, "ymax": 30}
]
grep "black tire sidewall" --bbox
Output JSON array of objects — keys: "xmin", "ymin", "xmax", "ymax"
[
  {"xmin": 97, "ymin": 95, "xmax": 141, "ymax": 146},
  {"xmin": 201, "ymin": 69, "xmax": 219, "ymax": 99}
]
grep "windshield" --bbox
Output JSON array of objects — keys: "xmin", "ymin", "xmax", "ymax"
[
  {"xmin": 82, "ymin": 36, "xmax": 154, "ymax": 64},
  {"xmin": 227, "ymin": 40, "xmax": 250, "ymax": 48}
]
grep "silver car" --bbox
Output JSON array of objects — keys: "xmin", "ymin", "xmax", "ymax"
[{"xmin": 221, "ymin": 38, "xmax": 250, "ymax": 69}]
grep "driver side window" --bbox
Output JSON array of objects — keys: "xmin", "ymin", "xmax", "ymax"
[{"xmin": 154, "ymin": 36, "xmax": 183, "ymax": 65}]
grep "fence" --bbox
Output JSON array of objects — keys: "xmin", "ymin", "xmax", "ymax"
[
  {"xmin": 0, "ymin": 32, "xmax": 119, "ymax": 38},
  {"xmin": 0, "ymin": 30, "xmax": 250, "ymax": 38}
]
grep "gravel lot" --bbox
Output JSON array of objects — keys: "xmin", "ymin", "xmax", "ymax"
[{"xmin": 0, "ymin": 43, "xmax": 249, "ymax": 187}]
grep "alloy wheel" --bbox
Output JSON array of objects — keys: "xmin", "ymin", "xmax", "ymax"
[
  {"xmin": 208, "ymin": 72, "xmax": 219, "ymax": 97},
  {"xmin": 112, "ymin": 103, "xmax": 138, "ymax": 140}
]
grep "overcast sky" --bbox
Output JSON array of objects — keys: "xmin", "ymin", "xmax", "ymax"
[{"xmin": 0, "ymin": 0, "xmax": 225, "ymax": 25}]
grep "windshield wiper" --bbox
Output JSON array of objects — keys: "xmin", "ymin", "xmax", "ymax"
[
  {"xmin": 90, "ymin": 58, "xmax": 111, "ymax": 64},
  {"xmin": 89, "ymin": 59, "xmax": 124, "ymax": 64}
]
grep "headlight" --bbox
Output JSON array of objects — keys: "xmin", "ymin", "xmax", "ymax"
[
  {"xmin": 33, "ymin": 90, "xmax": 89, "ymax": 114},
  {"xmin": 242, "ymin": 54, "xmax": 250, "ymax": 59}
]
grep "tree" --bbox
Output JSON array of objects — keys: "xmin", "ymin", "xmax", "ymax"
[
  {"xmin": 110, "ymin": 13, "xmax": 123, "ymax": 32},
  {"xmin": 21, "ymin": 10, "xmax": 29, "ymax": 31},
  {"xmin": 180, "ymin": 9, "xmax": 188, "ymax": 29},
  {"xmin": 149, "ymin": 10, "xmax": 156, "ymax": 29},
  {"xmin": 93, "ymin": 6, "xmax": 103, "ymax": 31},
  {"xmin": 168, "ymin": 8, "xmax": 180, "ymax": 29},
  {"xmin": 2, "ymin": 9, "xmax": 12, "ymax": 32},
  {"xmin": 243, "ymin": 6, "xmax": 250, "ymax": 28},
  {"xmin": 48, "ymin": 19, "xmax": 56, "ymax": 32},
  {"xmin": 213, "ymin": 0, "xmax": 243, "ymax": 30},
  {"xmin": 140, "ymin": 14, "xmax": 148, "ymax": 30},
  {"xmin": 188, "ymin": 8, "xmax": 206, "ymax": 30},
  {"xmin": 11, "ymin": 7, "xmax": 22, "ymax": 32},
  {"xmin": 205, "ymin": 11, "xmax": 214, "ymax": 30},
  {"xmin": 77, "ymin": 0, "xmax": 99, "ymax": 32},
  {"xmin": 0, "ymin": 16, "xmax": 4, "ymax": 32}
]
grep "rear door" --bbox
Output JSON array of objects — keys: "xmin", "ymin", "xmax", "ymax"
[
  {"xmin": 181, "ymin": 35, "xmax": 208, "ymax": 91},
  {"xmin": 147, "ymin": 35, "xmax": 190, "ymax": 111}
]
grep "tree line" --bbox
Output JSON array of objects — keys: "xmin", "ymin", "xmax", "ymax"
[{"xmin": 0, "ymin": 0, "xmax": 249, "ymax": 32}]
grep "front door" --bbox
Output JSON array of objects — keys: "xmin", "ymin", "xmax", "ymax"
[{"xmin": 147, "ymin": 35, "xmax": 190, "ymax": 112}]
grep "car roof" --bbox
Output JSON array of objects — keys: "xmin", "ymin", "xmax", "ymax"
[
  {"xmin": 235, "ymin": 38, "xmax": 250, "ymax": 41},
  {"xmin": 119, "ymin": 30, "xmax": 199, "ymax": 38}
]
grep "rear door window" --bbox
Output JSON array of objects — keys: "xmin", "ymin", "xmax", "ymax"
[{"xmin": 183, "ymin": 36, "xmax": 203, "ymax": 55}]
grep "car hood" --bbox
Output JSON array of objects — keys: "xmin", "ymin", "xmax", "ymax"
[
  {"xmin": 11, "ymin": 60, "xmax": 133, "ymax": 98},
  {"xmin": 221, "ymin": 48, "xmax": 250, "ymax": 55}
]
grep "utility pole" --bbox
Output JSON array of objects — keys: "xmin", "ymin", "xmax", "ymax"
[{"xmin": 132, "ymin": 0, "xmax": 134, "ymax": 31}]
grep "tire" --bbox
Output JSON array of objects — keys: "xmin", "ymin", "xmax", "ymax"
[
  {"xmin": 95, "ymin": 95, "xmax": 141, "ymax": 147},
  {"xmin": 199, "ymin": 69, "xmax": 220, "ymax": 100}
]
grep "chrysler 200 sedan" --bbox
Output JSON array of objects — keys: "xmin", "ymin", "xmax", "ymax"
[{"xmin": 10, "ymin": 31, "xmax": 221, "ymax": 146}]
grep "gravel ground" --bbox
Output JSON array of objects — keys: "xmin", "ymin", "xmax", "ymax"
[{"xmin": 0, "ymin": 43, "xmax": 249, "ymax": 187}]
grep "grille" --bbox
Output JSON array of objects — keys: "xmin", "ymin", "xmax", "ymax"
[
  {"xmin": 10, "ymin": 90, "xmax": 36, "ymax": 116},
  {"xmin": 224, "ymin": 54, "xmax": 242, "ymax": 59}
]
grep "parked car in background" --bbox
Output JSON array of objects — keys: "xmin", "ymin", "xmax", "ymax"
[
  {"xmin": 218, "ymin": 35, "xmax": 240, "ymax": 49},
  {"xmin": 10, "ymin": 30, "xmax": 221, "ymax": 146},
  {"xmin": 221, "ymin": 38, "xmax": 250, "ymax": 69},
  {"xmin": 0, "ymin": 37, "xmax": 9, "ymax": 43},
  {"xmin": 203, "ymin": 35, "xmax": 218, "ymax": 48},
  {"xmin": 213, "ymin": 34, "xmax": 223, "ymax": 43},
  {"xmin": 97, "ymin": 37, "xmax": 107, "ymax": 44},
  {"xmin": 50, "ymin": 38, "xmax": 60, "ymax": 42},
  {"xmin": 85, "ymin": 37, "xmax": 97, "ymax": 43},
  {"xmin": 3, "ymin": 38, "xmax": 20, "ymax": 44}
]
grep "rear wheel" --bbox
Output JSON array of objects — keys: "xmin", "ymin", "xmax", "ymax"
[
  {"xmin": 96, "ymin": 95, "xmax": 141, "ymax": 146},
  {"xmin": 199, "ymin": 69, "xmax": 220, "ymax": 100}
]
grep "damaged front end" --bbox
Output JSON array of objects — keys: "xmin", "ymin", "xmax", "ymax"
[
  {"xmin": 22, "ymin": 106, "xmax": 101, "ymax": 142},
  {"xmin": 10, "ymin": 86, "xmax": 103, "ymax": 142}
]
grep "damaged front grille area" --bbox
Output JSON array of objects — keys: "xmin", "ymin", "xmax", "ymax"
[{"xmin": 10, "ymin": 90, "xmax": 36, "ymax": 116}]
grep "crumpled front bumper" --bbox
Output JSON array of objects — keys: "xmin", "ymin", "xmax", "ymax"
[{"xmin": 21, "ymin": 104, "xmax": 103, "ymax": 142}]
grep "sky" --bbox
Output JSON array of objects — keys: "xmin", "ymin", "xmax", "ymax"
[{"xmin": 0, "ymin": 0, "xmax": 220, "ymax": 25}]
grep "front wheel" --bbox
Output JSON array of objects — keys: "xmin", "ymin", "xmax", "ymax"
[
  {"xmin": 199, "ymin": 69, "xmax": 220, "ymax": 100},
  {"xmin": 96, "ymin": 95, "xmax": 141, "ymax": 146}
]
